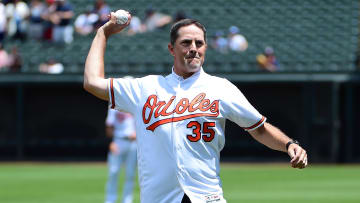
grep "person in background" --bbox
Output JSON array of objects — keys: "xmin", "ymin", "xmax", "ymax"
[
  {"xmin": 52, "ymin": 0, "xmax": 74, "ymax": 44},
  {"xmin": 0, "ymin": 43, "xmax": 9, "ymax": 70},
  {"xmin": 125, "ymin": 10, "xmax": 142, "ymax": 36},
  {"xmin": 39, "ymin": 58, "xmax": 64, "ymax": 73},
  {"xmin": 143, "ymin": 7, "xmax": 172, "ymax": 32},
  {"xmin": 105, "ymin": 108, "xmax": 137, "ymax": 203},
  {"xmin": 28, "ymin": 0, "xmax": 46, "ymax": 40},
  {"xmin": 93, "ymin": 0, "xmax": 110, "ymax": 28},
  {"xmin": 74, "ymin": 7, "xmax": 99, "ymax": 36},
  {"xmin": 41, "ymin": 0, "xmax": 57, "ymax": 42},
  {"xmin": 211, "ymin": 30, "xmax": 228, "ymax": 54},
  {"xmin": 228, "ymin": 25, "xmax": 248, "ymax": 52},
  {"xmin": 0, "ymin": 2, "xmax": 6, "ymax": 43},
  {"xmin": 256, "ymin": 46, "xmax": 279, "ymax": 72},
  {"xmin": 173, "ymin": 10, "xmax": 187, "ymax": 23},
  {"xmin": 7, "ymin": 45, "xmax": 22, "ymax": 72},
  {"xmin": 5, "ymin": 0, "xmax": 30, "ymax": 41}
]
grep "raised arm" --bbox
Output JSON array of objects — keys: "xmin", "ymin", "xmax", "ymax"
[
  {"xmin": 249, "ymin": 122, "xmax": 308, "ymax": 169},
  {"xmin": 83, "ymin": 11, "xmax": 131, "ymax": 100}
]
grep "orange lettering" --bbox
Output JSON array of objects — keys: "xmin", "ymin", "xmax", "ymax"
[
  {"xmin": 175, "ymin": 98, "xmax": 189, "ymax": 114},
  {"xmin": 160, "ymin": 96, "xmax": 176, "ymax": 116},
  {"xmin": 142, "ymin": 95, "xmax": 157, "ymax": 124},
  {"xmin": 189, "ymin": 93, "xmax": 205, "ymax": 112},
  {"xmin": 142, "ymin": 93, "xmax": 220, "ymax": 131}
]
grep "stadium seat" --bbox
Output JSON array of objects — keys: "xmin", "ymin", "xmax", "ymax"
[{"xmin": 1, "ymin": 0, "xmax": 357, "ymax": 74}]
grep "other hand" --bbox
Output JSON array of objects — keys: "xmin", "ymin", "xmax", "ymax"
[
  {"xmin": 128, "ymin": 133, "xmax": 136, "ymax": 141},
  {"xmin": 109, "ymin": 142, "xmax": 119, "ymax": 154},
  {"xmin": 288, "ymin": 144, "xmax": 308, "ymax": 169}
]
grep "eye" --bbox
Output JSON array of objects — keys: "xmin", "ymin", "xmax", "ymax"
[
  {"xmin": 196, "ymin": 41, "xmax": 204, "ymax": 47},
  {"xmin": 181, "ymin": 40, "xmax": 191, "ymax": 46}
]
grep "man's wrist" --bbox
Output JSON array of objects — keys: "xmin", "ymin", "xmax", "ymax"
[
  {"xmin": 286, "ymin": 140, "xmax": 299, "ymax": 151},
  {"xmin": 97, "ymin": 27, "xmax": 110, "ymax": 40}
]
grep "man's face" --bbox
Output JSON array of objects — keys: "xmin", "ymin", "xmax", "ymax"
[{"xmin": 168, "ymin": 24, "xmax": 207, "ymax": 79}]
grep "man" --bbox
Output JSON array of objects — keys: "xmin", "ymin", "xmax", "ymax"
[
  {"xmin": 52, "ymin": 0, "xmax": 74, "ymax": 44},
  {"xmin": 228, "ymin": 25, "xmax": 248, "ymax": 52},
  {"xmin": 105, "ymin": 108, "xmax": 137, "ymax": 203},
  {"xmin": 84, "ymin": 11, "xmax": 308, "ymax": 203}
]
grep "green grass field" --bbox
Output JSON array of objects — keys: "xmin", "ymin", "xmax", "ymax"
[{"xmin": 0, "ymin": 163, "xmax": 359, "ymax": 203}]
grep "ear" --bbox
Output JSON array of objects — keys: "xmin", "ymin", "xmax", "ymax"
[{"xmin": 168, "ymin": 43, "xmax": 175, "ymax": 56}]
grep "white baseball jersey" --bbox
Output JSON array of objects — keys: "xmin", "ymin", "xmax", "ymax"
[
  {"xmin": 106, "ymin": 108, "xmax": 135, "ymax": 140},
  {"xmin": 108, "ymin": 68, "xmax": 266, "ymax": 203}
]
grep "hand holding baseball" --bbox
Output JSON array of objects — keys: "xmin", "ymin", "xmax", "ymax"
[{"xmin": 101, "ymin": 9, "xmax": 131, "ymax": 37}]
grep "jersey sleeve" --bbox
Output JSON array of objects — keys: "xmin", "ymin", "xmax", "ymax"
[
  {"xmin": 221, "ymin": 79, "xmax": 266, "ymax": 131},
  {"xmin": 108, "ymin": 77, "xmax": 142, "ymax": 114}
]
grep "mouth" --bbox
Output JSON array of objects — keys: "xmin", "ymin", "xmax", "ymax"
[{"xmin": 185, "ymin": 56, "xmax": 200, "ymax": 60}]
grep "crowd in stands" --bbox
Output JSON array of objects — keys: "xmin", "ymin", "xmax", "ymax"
[
  {"xmin": 210, "ymin": 26, "xmax": 279, "ymax": 72},
  {"xmin": 211, "ymin": 26, "xmax": 249, "ymax": 54},
  {"xmin": 0, "ymin": 0, "xmax": 283, "ymax": 74},
  {"xmin": 0, "ymin": 0, "xmax": 320, "ymax": 74},
  {"xmin": 0, "ymin": 0, "xmax": 182, "ymax": 73},
  {"xmin": 0, "ymin": 0, "xmax": 286, "ymax": 74},
  {"xmin": 1, "ymin": 0, "xmax": 181, "ymax": 43},
  {"xmin": 0, "ymin": 0, "xmax": 73, "ymax": 44}
]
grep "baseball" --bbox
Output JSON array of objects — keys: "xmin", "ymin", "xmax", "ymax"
[{"xmin": 114, "ymin": 9, "xmax": 129, "ymax": 25}]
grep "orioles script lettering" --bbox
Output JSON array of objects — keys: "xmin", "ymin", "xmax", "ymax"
[{"xmin": 142, "ymin": 93, "xmax": 219, "ymax": 131}]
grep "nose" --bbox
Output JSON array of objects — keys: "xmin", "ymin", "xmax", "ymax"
[
  {"xmin": 189, "ymin": 49, "xmax": 197, "ymax": 55},
  {"xmin": 189, "ymin": 41, "xmax": 197, "ymax": 54}
]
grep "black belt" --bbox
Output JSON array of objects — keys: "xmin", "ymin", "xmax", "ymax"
[{"xmin": 181, "ymin": 193, "xmax": 191, "ymax": 203}]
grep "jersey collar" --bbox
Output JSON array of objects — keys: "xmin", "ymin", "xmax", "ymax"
[{"xmin": 170, "ymin": 67, "xmax": 203, "ymax": 82}]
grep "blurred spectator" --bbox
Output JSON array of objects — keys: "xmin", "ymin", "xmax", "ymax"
[
  {"xmin": 39, "ymin": 58, "xmax": 64, "ymax": 74},
  {"xmin": 143, "ymin": 7, "xmax": 172, "ymax": 32},
  {"xmin": 256, "ymin": 46, "xmax": 279, "ymax": 72},
  {"xmin": 228, "ymin": 26, "xmax": 248, "ymax": 52},
  {"xmin": 93, "ymin": 0, "xmax": 110, "ymax": 28},
  {"xmin": 211, "ymin": 30, "xmax": 228, "ymax": 54},
  {"xmin": 28, "ymin": 0, "xmax": 46, "ymax": 40},
  {"xmin": 51, "ymin": 0, "xmax": 74, "ymax": 44},
  {"xmin": 7, "ymin": 45, "xmax": 22, "ymax": 72},
  {"xmin": 5, "ymin": 0, "xmax": 30, "ymax": 41},
  {"xmin": 41, "ymin": 0, "xmax": 57, "ymax": 42},
  {"xmin": 0, "ymin": 2, "xmax": 6, "ymax": 42},
  {"xmin": 74, "ymin": 7, "xmax": 98, "ymax": 36},
  {"xmin": 173, "ymin": 10, "xmax": 187, "ymax": 23},
  {"xmin": 0, "ymin": 43, "xmax": 9, "ymax": 70},
  {"xmin": 125, "ymin": 10, "xmax": 143, "ymax": 36}
]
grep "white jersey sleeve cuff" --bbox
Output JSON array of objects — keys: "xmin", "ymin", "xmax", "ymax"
[{"xmin": 243, "ymin": 116, "xmax": 266, "ymax": 131}]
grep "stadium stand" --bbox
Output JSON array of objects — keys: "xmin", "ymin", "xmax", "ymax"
[{"xmin": 1, "ymin": 0, "xmax": 358, "ymax": 74}]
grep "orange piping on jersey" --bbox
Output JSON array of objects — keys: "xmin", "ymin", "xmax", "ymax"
[
  {"xmin": 146, "ymin": 112, "xmax": 219, "ymax": 132},
  {"xmin": 110, "ymin": 78, "xmax": 115, "ymax": 109},
  {"xmin": 243, "ymin": 116, "xmax": 266, "ymax": 131}
]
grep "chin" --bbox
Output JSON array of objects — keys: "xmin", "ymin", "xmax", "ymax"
[{"xmin": 186, "ymin": 62, "xmax": 201, "ymax": 71}]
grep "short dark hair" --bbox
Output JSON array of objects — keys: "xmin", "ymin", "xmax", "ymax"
[{"xmin": 170, "ymin": 19, "xmax": 207, "ymax": 45}]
